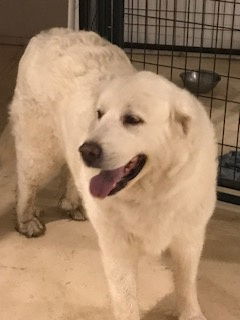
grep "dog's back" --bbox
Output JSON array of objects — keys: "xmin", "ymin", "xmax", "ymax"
[{"xmin": 14, "ymin": 28, "xmax": 134, "ymax": 104}]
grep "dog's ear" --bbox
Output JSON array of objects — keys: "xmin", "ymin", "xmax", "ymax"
[
  {"xmin": 173, "ymin": 109, "xmax": 191, "ymax": 135},
  {"xmin": 171, "ymin": 94, "xmax": 195, "ymax": 136}
]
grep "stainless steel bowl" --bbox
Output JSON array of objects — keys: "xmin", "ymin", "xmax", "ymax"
[{"xmin": 180, "ymin": 70, "xmax": 221, "ymax": 94}]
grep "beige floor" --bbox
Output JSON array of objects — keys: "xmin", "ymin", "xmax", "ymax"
[{"xmin": 0, "ymin": 45, "xmax": 240, "ymax": 320}]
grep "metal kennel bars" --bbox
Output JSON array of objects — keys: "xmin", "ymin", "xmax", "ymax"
[{"xmin": 79, "ymin": 0, "xmax": 240, "ymax": 205}]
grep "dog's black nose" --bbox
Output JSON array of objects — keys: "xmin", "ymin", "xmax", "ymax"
[{"xmin": 79, "ymin": 141, "xmax": 102, "ymax": 167}]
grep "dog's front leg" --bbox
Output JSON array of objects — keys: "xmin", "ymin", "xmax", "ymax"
[
  {"xmin": 59, "ymin": 169, "xmax": 87, "ymax": 221},
  {"xmin": 170, "ymin": 232, "xmax": 206, "ymax": 320},
  {"xmin": 98, "ymin": 230, "xmax": 140, "ymax": 320}
]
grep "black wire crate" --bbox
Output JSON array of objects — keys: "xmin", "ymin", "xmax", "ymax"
[{"xmin": 80, "ymin": 0, "xmax": 240, "ymax": 204}]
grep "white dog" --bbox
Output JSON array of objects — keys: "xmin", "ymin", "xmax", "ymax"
[{"xmin": 9, "ymin": 28, "xmax": 217, "ymax": 320}]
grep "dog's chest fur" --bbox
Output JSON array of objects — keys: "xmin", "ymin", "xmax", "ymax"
[{"xmin": 99, "ymin": 191, "xmax": 178, "ymax": 255}]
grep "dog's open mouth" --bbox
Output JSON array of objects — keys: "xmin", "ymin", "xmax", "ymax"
[{"xmin": 90, "ymin": 154, "xmax": 147, "ymax": 198}]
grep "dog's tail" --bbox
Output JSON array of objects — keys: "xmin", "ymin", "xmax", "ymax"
[{"xmin": 0, "ymin": 123, "xmax": 15, "ymax": 166}]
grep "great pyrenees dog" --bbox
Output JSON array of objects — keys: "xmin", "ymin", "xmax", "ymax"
[{"xmin": 9, "ymin": 28, "xmax": 217, "ymax": 320}]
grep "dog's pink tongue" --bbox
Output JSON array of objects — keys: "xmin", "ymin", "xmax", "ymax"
[{"xmin": 90, "ymin": 167, "xmax": 125, "ymax": 198}]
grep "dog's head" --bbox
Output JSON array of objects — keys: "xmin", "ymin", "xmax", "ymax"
[{"xmin": 79, "ymin": 71, "xmax": 197, "ymax": 199}]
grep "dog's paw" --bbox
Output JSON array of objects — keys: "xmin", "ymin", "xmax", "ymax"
[
  {"xmin": 16, "ymin": 216, "xmax": 46, "ymax": 238},
  {"xmin": 67, "ymin": 208, "xmax": 87, "ymax": 221},
  {"xmin": 60, "ymin": 198, "xmax": 87, "ymax": 221}
]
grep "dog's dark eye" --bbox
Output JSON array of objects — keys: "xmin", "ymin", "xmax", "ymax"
[
  {"xmin": 97, "ymin": 110, "xmax": 104, "ymax": 120},
  {"xmin": 123, "ymin": 114, "xmax": 144, "ymax": 126}
]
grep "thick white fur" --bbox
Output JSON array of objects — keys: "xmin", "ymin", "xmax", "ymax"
[{"xmin": 9, "ymin": 28, "xmax": 217, "ymax": 320}]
